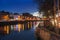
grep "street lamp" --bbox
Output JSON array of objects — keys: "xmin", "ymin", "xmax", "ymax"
[
  {"xmin": 57, "ymin": 0, "xmax": 60, "ymax": 28},
  {"xmin": 56, "ymin": 14, "xmax": 58, "ymax": 17}
]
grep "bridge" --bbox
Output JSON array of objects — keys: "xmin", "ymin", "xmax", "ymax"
[
  {"xmin": 0, "ymin": 15, "xmax": 49, "ymax": 22},
  {"xmin": 0, "ymin": 15, "xmax": 49, "ymax": 26}
]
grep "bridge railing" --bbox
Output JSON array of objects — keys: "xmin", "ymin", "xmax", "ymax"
[{"xmin": 0, "ymin": 15, "xmax": 49, "ymax": 22}]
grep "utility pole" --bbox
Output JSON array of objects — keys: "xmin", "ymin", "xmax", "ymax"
[
  {"xmin": 58, "ymin": 0, "xmax": 59, "ymax": 11},
  {"xmin": 57, "ymin": 0, "xmax": 59, "ymax": 17},
  {"xmin": 57, "ymin": 0, "xmax": 59, "ymax": 33},
  {"xmin": 57, "ymin": 0, "xmax": 59, "ymax": 27},
  {"xmin": 54, "ymin": 0, "xmax": 58, "ymax": 34},
  {"xmin": 54, "ymin": 0, "xmax": 56, "ymax": 26}
]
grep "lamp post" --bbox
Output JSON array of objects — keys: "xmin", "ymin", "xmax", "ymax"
[
  {"xmin": 55, "ymin": 0, "xmax": 60, "ymax": 33},
  {"xmin": 57, "ymin": 0, "xmax": 59, "ymax": 28},
  {"xmin": 53, "ymin": 0, "xmax": 56, "ymax": 26},
  {"xmin": 53, "ymin": 0, "xmax": 59, "ymax": 33}
]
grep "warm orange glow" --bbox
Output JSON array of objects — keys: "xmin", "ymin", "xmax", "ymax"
[
  {"xmin": 3, "ymin": 15, "xmax": 9, "ymax": 20},
  {"xmin": 55, "ymin": 19, "xmax": 57, "ymax": 26},
  {"xmin": 27, "ymin": 17, "xmax": 29, "ymax": 20},
  {"xmin": 33, "ymin": 17, "xmax": 36, "ymax": 20},
  {"xmin": 18, "ymin": 24, "xmax": 21, "ymax": 32},
  {"xmin": 59, "ymin": 23, "xmax": 60, "ymax": 28},
  {"xmin": 30, "ymin": 18, "xmax": 32, "ymax": 20},
  {"xmin": 4, "ymin": 25, "xmax": 9, "ymax": 34},
  {"xmin": 51, "ymin": 19, "xmax": 55, "ymax": 26},
  {"xmin": 22, "ymin": 24, "xmax": 24, "ymax": 30},
  {"xmin": 18, "ymin": 16, "xmax": 20, "ymax": 21},
  {"xmin": 6, "ymin": 25, "xmax": 9, "ymax": 34},
  {"xmin": 20, "ymin": 16, "xmax": 22, "ymax": 20},
  {"xmin": 4, "ymin": 26, "xmax": 7, "ymax": 31}
]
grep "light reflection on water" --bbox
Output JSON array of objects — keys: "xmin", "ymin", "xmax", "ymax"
[
  {"xmin": 0, "ymin": 22, "xmax": 40, "ymax": 35},
  {"xmin": 4, "ymin": 25, "xmax": 10, "ymax": 34}
]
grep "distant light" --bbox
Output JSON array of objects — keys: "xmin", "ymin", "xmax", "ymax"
[
  {"xmin": 16, "ymin": 18, "xmax": 18, "ymax": 20},
  {"xmin": 33, "ymin": 11, "xmax": 39, "ymax": 16},
  {"xmin": 55, "ymin": 19, "xmax": 57, "ymax": 25},
  {"xmin": 59, "ymin": 13, "xmax": 60, "ymax": 16},
  {"xmin": 32, "ymin": 11, "xmax": 43, "ymax": 18},
  {"xmin": 11, "ymin": 25, "xmax": 14, "ymax": 30},
  {"xmin": 51, "ymin": 19, "xmax": 54, "ymax": 26},
  {"xmin": 43, "ymin": 16, "xmax": 46, "ymax": 18},
  {"xmin": 56, "ymin": 14, "xmax": 58, "ymax": 17},
  {"xmin": 59, "ymin": 23, "xmax": 60, "ymax": 28},
  {"xmin": 48, "ymin": 10, "xmax": 50, "ymax": 13}
]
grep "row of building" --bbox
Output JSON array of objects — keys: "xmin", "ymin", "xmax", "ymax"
[{"xmin": 0, "ymin": 11, "xmax": 40, "ymax": 22}]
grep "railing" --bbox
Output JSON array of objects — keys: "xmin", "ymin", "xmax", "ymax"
[
  {"xmin": 0, "ymin": 18, "xmax": 49, "ymax": 22},
  {"xmin": 0, "ymin": 15, "xmax": 49, "ymax": 22},
  {"xmin": 37, "ymin": 24, "xmax": 60, "ymax": 40}
]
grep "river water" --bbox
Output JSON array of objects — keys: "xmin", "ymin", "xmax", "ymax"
[{"xmin": 0, "ymin": 22, "xmax": 40, "ymax": 40}]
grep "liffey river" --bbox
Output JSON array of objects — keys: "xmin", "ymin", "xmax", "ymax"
[{"xmin": 0, "ymin": 22, "xmax": 40, "ymax": 40}]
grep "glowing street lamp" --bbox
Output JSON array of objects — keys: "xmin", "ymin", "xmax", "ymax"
[
  {"xmin": 3, "ymin": 15, "xmax": 9, "ymax": 21},
  {"xmin": 56, "ymin": 14, "xmax": 58, "ymax": 18}
]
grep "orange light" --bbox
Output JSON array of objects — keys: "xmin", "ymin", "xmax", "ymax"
[
  {"xmin": 3, "ymin": 15, "xmax": 9, "ymax": 20},
  {"xmin": 22, "ymin": 24, "xmax": 24, "ymax": 30},
  {"xmin": 6, "ymin": 26, "xmax": 9, "ymax": 34},
  {"xmin": 18, "ymin": 24, "xmax": 21, "ymax": 32},
  {"xmin": 4, "ymin": 25, "xmax": 9, "ymax": 34},
  {"xmin": 4, "ymin": 26, "xmax": 7, "ymax": 31},
  {"xmin": 58, "ymin": 23, "xmax": 60, "ymax": 28},
  {"xmin": 18, "ymin": 16, "xmax": 20, "ymax": 20}
]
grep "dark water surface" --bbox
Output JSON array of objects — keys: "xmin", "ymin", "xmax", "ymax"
[
  {"xmin": 1, "ymin": 28, "xmax": 36, "ymax": 40},
  {"xmin": 0, "ymin": 22, "xmax": 39, "ymax": 40}
]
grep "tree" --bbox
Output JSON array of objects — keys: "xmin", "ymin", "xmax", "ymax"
[
  {"xmin": 34, "ymin": 0, "xmax": 55, "ymax": 18},
  {"xmin": 41, "ymin": 0, "xmax": 54, "ymax": 17},
  {"xmin": 34, "ymin": 0, "xmax": 57, "ymax": 27},
  {"xmin": 59, "ymin": 0, "xmax": 60, "ymax": 9},
  {"xmin": 0, "ymin": 11, "xmax": 10, "ymax": 15},
  {"xmin": 14, "ymin": 13, "xmax": 19, "ymax": 15},
  {"xmin": 22, "ymin": 13, "xmax": 33, "ymax": 17}
]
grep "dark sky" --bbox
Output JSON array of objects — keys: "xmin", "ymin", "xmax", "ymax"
[{"xmin": 0, "ymin": 0, "xmax": 38, "ymax": 14}]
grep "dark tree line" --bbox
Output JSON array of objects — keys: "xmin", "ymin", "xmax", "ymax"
[
  {"xmin": 34, "ymin": 0, "xmax": 58, "ymax": 18},
  {"xmin": 22, "ymin": 13, "xmax": 33, "ymax": 17},
  {"xmin": 0, "ymin": 11, "xmax": 33, "ymax": 16}
]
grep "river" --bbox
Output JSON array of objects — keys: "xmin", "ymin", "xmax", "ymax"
[{"xmin": 0, "ymin": 22, "xmax": 40, "ymax": 40}]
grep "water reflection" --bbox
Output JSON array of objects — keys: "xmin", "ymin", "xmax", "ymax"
[
  {"xmin": 4, "ymin": 25, "xmax": 9, "ymax": 34},
  {"xmin": 0, "ymin": 22, "xmax": 39, "ymax": 35}
]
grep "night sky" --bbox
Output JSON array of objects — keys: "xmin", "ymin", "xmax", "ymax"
[{"xmin": 0, "ymin": 0, "xmax": 38, "ymax": 14}]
